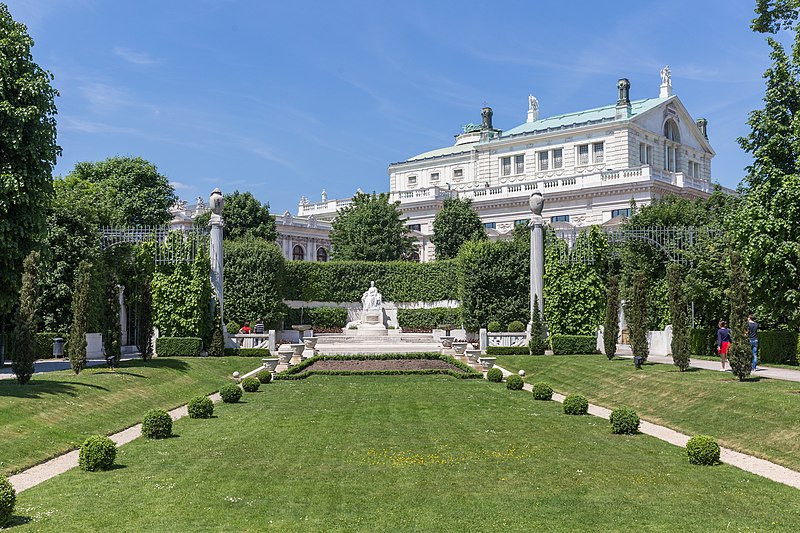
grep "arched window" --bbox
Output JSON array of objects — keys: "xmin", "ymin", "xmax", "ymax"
[
  {"xmin": 292, "ymin": 245, "xmax": 305, "ymax": 261},
  {"xmin": 316, "ymin": 247, "xmax": 328, "ymax": 262},
  {"xmin": 663, "ymin": 119, "xmax": 680, "ymax": 171},
  {"xmin": 409, "ymin": 251, "xmax": 420, "ymax": 262}
]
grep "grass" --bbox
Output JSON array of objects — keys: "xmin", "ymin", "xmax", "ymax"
[
  {"xmin": 496, "ymin": 354, "xmax": 800, "ymax": 471},
  {"xmin": 10, "ymin": 375, "xmax": 800, "ymax": 532},
  {"xmin": 0, "ymin": 357, "xmax": 257, "ymax": 475}
]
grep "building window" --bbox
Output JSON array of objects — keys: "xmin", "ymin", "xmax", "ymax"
[
  {"xmin": 552, "ymin": 148, "xmax": 563, "ymax": 169},
  {"xmin": 639, "ymin": 143, "xmax": 653, "ymax": 165},
  {"xmin": 663, "ymin": 119, "xmax": 680, "ymax": 172},
  {"xmin": 687, "ymin": 161, "xmax": 701, "ymax": 177},
  {"xmin": 484, "ymin": 222, "xmax": 496, "ymax": 229},
  {"xmin": 408, "ymin": 223, "xmax": 421, "ymax": 232},
  {"xmin": 514, "ymin": 219, "xmax": 529, "ymax": 226},
  {"xmin": 453, "ymin": 168, "xmax": 463, "ymax": 179},
  {"xmin": 500, "ymin": 156, "xmax": 511, "ymax": 176},
  {"xmin": 409, "ymin": 251, "xmax": 420, "ymax": 262},
  {"xmin": 408, "ymin": 175, "xmax": 417, "ymax": 186},
  {"xmin": 611, "ymin": 208, "xmax": 631, "ymax": 218},
  {"xmin": 593, "ymin": 142, "xmax": 604, "ymax": 164},
  {"xmin": 316, "ymin": 247, "xmax": 328, "ymax": 262},
  {"xmin": 664, "ymin": 119, "xmax": 680, "ymax": 142},
  {"xmin": 430, "ymin": 172, "xmax": 439, "ymax": 182},
  {"xmin": 577, "ymin": 144, "xmax": 589, "ymax": 165},
  {"xmin": 515, "ymin": 154, "xmax": 525, "ymax": 174},
  {"xmin": 538, "ymin": 151, "xmax": 549, "ymax": 171},
  {"xmin": 551, "ymin": 215, "xmax": 570, "ymax": 223},
  {"xmin": 292, "ymin": 245, "xmax": 305, "ymax": 261}
]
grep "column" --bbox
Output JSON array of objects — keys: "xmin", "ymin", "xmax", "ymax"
[
  {"xmin": 529, "ymin": 192, "xmax": 545, "ymax": 325},
  {"xmin": 209, "ymin": 188, "xmax": 226, "ymax": 333}
]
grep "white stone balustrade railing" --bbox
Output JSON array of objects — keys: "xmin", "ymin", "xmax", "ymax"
[
  {"xmin": 229, "ymin": 333, "xmax": 271, "ymax": 349},
  {"xmin": 487, "ymin": 332, "xmax": 529, "ymax": 347}
]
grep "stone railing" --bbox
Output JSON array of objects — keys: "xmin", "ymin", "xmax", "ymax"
[
  {"xmin": 487, "ymin": 332, "xmax": 529, "ymax": 347},
  {"xmin": 229, "ymin": 333, "xmax": 271, "ymax": 349}
]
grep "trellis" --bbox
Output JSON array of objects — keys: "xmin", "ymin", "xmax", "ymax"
[{"xmin": 100, "ymin": 226, "xmax": 209, "ymax": 264}]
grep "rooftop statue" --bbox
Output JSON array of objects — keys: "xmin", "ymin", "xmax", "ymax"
[
  {"xmin": 528, "ymin": 94, "xmax": 539, "ymax": 112},
  {"xmin": 660, "ymin": 65, "xmax": 671, "ymax": 86}
]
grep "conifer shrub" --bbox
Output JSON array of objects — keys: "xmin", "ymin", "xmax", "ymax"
[
  {"xmin": 629, "ymin": 271, "xmax": 650, "ymax": 363},
  {"xmin": 563, "ymin": 394, "xmax": 589, "ymax": 415},
  {"xmin": 219, "ymin": 383, "xmax": 243, "ymax": 403},
  {"xmin": 507, "ymin": 320, "xmax": 526, "ymax": 332},
  {"xmin": 188, "ymin": 396, "xmax": 214, "ymax": 419},
  {"xmin": 529, "ymin": 295, "xmax": 547, "ymax": 355},
  {"xmin": 686, "ymin": 435, "xmax": 720, "ymax": 465},
  {"xmin": 0, "ymin": 474, "xmax": 15, "ymax": 527},
  {"xmin": 256, "ymin": 369, "xmax": 273, "ymax": 384},
  {"xmin": 603, "ymin": 275, "xmax": 620, "ymax": 360},
  {"xmin": 78, "ymin": 435, "xmax": 117, "ymax": 472},
  {"xmin": 667, "ymin": 264, "xmax": 691, "ymax": 371},
  {"xmin": 609, "ymin": 407, "xmax": 640, "ymax": 434},
  {"xmin": 486, "ymin": 367, "xmax": 503, "ymax": 382},
  {"xmin": 728, "ymin": 252, "xmax": 752, "ymax": 381},
  {"xmin": 12, "ymin": 251, "xmax": 41, "ymax": 384},
  {"xmin": 68, "ymin": 260, "xmax": 93, "ymax": 375},
  {"xmin": 142, "ymin": 409, "xmax": 173, "ymax": 439},
  {"xmin": 506, "ymin": 374, "xmax": 524, "ymax": 390},
  {"xmin": 487, "ymin": 321, "xmax": 502, "ymax": 332},
  {"xmin": 532, "ymin": 382, "xmax": 553, "ymax": 400},
  {"xmin": 241, "ymin": 376, "xmax": 260, "ymax": 392},
  {"xmin": 208, "ymin": 301, "xmax": 225, "ymax": 357}
]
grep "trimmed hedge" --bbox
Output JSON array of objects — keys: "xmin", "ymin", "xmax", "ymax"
[
  {"xmin": 397, "ymin": 307, "xmax": 462, "ymax": 330},
  {"xmin": 274, "ymin": 353, "xmax": 482, "ymax": 380},
  {"xmin": 78, "ymin": 435, "xmax": 116, "ymax": 472},
  {"xmin": 0, "ymin": 474, "xmax": 15, "ymax": 527},
  {"xmin": 563, "ymin": 394, "xmax": 589, "ymax": 415},
  {"xmin": 486, "ymin": 346, "xmax": 530, "ymax": 356},
  {"xmin": 609, "ymin": 407, "xmax": 640, "ymax": 434},
  {"xmin": 532, "ymin": 382, "xmax": 553, "ymax": 400},
  {"xmin": 241, "ymin": 376, "xmax": 260, "ymax": 392},
  {"xmin": 550, "ymin": 335, "xmax": 597, "ymax": 355},
  {"xmin": 156, "ymin": 336, "xmax": 202, "ymax": 357},
  {"xmin": 486, "ymin": 367, "xmax": 503, "ymax": 382},
  {"xmin": 690, "ymin": 328, "xmax": 716, "ymax": 357},
  {"xmin": 507, "ymin": 321, "xmax": 526, "ymax": 332},
  {"xmin": 506, "ymin": 374, "xmax": 524, "ymax": 390},
  {"xmin": 256, "ymin": 369, "xmax": 273, "ymax": 384},
  {"xmin": 285, "ymin": 307, "xmax": 349, "ymax": 329},
  {"xmin": 759, "ymin": 330, "xmax": 799, "ymax": 365},
  {"xmin": 188, "ymin": 396, "xmax": 214, "ymax": 419},
  {"xmin": 487, "ymin": 321, "xmax": 502, "ymax": 332},
  {"xmin": 219, "ymin": 383, "xmax": 243, "ymax": 403},
  {"xmin": 687, "ymin": 435, "xmax": 720, "ymax": 465},
  {"xmin": 142, "ymin": 409, "xmax": 173, "ymax": 439},
  {"xmin": 223, "ymin": 347, "xmax": 271, "ymax": 357}
]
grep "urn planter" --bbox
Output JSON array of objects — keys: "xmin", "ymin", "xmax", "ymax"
[
  {"xmin": 262, "ymin": 358, "xmax": 279, "ymax": 372},
  {"xmin": 290, "ymin": 343, "xmax": 305, "ymax": 356},
  {"xmin": 303, "ymin": 337, "xmax": 318, "ymax": 350},
  {"xmin": 440, "ymin": 336, "xmax": 455, "ymax": 349},
  {"xmin": 465, "ymin": 349, "xmax": 481, "ymax": 364},
  {"xmin": 452, "ymin": 341, "xmax": 468, "ymax": 355},
  {"xmin": 277, "ymin": 345, "xmax": 294, "ymax": 364},
  {"xmin": 479, "ymin": 357, "xmax": 497, "ymax": 371}
]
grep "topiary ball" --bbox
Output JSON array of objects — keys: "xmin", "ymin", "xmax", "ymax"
[
  {"xmin": 610, "ymin": 407, "xmax": 640, "ymax": 434},
  {"xmin": 486, "ymin": 367, "xmax": 503, "ymax": 383},
  {"xmin": 188, "ymin": 395, "xmax": 214, "ymax": 419},
  {"xmin": 487, "ymin": 321, "xmax": 502, "ymax": 332},
  {"xmin": 563, "ymin": 394, "xmax": 589, "ymax": 415},
  {"xmin": 0, "ymin": 474, "xmax": 16, "ymax": 526},
  {"xmin": 78, "ymin": 435, "xmax": 117, "ymax": 472},
  {"xmin": 241, "ymin": 376, "xmax": 260, "ymax": 392},
  {"xmin": 219, "ymin": 383, "xmax": 243, "ymax": 403},
  {"xmin": 256, "ymin": 369, "xmax": 272, "ymax": 384},
  {"xmin": 142, "ymin": 409, "xmax": 173, "ymax": 439},
  {"xmin": 507, "ymin": 320, "xmax": 526, "ymax": 332},
  {"xmin": 506, "ymin": 374, "xmax": 524, "ymax": 390},
  {"xmin": 686, "ymin": 435, "xmax": 720, "ymax": 465},
  {"xmin": 532, "ymin": 382, "xmax": 553, "ymax": 401}
]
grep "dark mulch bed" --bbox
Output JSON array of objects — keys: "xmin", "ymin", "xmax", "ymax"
[{"xmin": 302, "ymin": 358, "xmax": 466, "ymax": 373}]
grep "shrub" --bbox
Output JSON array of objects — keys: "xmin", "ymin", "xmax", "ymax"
[
  {"xmin": 550, "ymin": 335, "xmax": 597, "ymax": 355},
  {"xmin": 396, "ymin": 307, "xmax": 462, "ymax": 331},
  {"xmin": 142, "ymin": 409, "xmax": 173, "ymax": 439},
  {"xmin": 532, "ymin": 382, "xmax": 553, "ymax": 400},
  {"xmin": 36, "ymin": 331, "xmax": 61, "ymax": 359},
  {"xmin": 241, "ymin": 376, "xmax": 260, "ymax": 392},
  {"xmin": 759, "ymin": 330, "xmax": 799, "ymax": 365},
  {"xmin": 286, "ymin": 307, "xmax": 349, "ymax": 329},
  {"xmin": 486, "ymin": 346, "xmax": 529, "ymax": 356},
  {"xmin": 629, "ymin": 270, "xmax": 649, "ymax": 362},
  {"xmin": 219, "ymin": 383, "xmax": 243, "ymax": 403},
  {"xmin": 256, "ymin": 369, "xmax": 272, "ymax": 384},
  {"xmin": 686, "ymin": 435, "xmax": 720, "ymax": 465},
  {"xmin": 0, "ymin": 474, "xmax": 15, "ymax": 527},
  {"xmin": 208, "ymin": 303, "xmax": 225, "ymax": 357},
  {"xmin": 487, "ymin": 321, "xmax": 502, "ymax": 332},
  {"xmin": 507, "ymin": 320, "xmax": 525, "ymax": 332},
  {"xmin": 486, "ymin": 367, "xmax": 503, "ymax": 382},
  {"xmin": 506, "ymin": 374, "xmax": 524, "ymax": 390},
  {"xmin": 226, "ymin": 321, "xmax": 240, "ymax": 333},
  {"xmin": 563, "ymin": 394, "xmax": 588, "ymax": 415},
  {"xmin": 155, "ymin": 336, "xmax": 202, "ymax": 357},
  {"xmin": 603, "ymin": 275, "xmax": 620, "ymax": 360},
  {"xmin": 667, "ymin": 264, "xmax": 690, "ymax": 371},
  {"xmin": 609, "ymin": 407, "xmax": 640, "ymax": 434},
  {"xmin": 689, "ymin": 328, "xmax": 717, "ymax": 357},
  {"xmin": 188, "ymin": 396, "xmax": 214, "ymax": 419},
  {"xmin": 78, "ymin": 435, "xmax": 117, "ymax": 472}
]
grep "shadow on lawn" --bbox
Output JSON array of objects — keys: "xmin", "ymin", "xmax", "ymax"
[
  {"xmin": 117, "ymin": 358, "xmax": 191, "ymax": 372},
  {"xmin": 0, "ymin": 380, "xmax": 109, "ymax": 399},
  {"xmin": 6, "ymin": 515, "xmax": 32, "ymax": 528}
]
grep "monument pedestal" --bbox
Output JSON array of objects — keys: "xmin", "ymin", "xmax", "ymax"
[{"xmin": 357, "ymin": 310, "xmax": 387, "ymax": 336}]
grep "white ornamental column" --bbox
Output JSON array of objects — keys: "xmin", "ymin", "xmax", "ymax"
[
  {"xmin": 209, "ymin": 188, "xmax": 227, "ymax": 334},
  {"xmin": 529, "ymin": 192, "xmax": 545, "ymax": 325}
]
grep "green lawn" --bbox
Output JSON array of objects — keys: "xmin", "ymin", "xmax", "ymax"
[
  {"xmin": 496, "ymin": 354, "xmax": 800, "ymax": 471},
  {"xmin": 0, "ymin": 357, "xmax": 257, "ymax": 475},
  {"xmin": 11, "ymin": 375, "xmax": 800, "ymax": 532}
]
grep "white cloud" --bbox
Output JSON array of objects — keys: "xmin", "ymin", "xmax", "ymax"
[
  {"xmin": 169, "ymin": 181, "xmax": 191, "ymax": 190},
  {"xmin": 113, "ymin": 47, "xmax": 164, "ymax": 66}
]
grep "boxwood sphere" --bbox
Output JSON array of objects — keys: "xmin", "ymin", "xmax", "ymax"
[
  {"xmin": 686, "ymin": 435, "xmax": 720, "ymax": 465},
  {"xmin": 486, "ymin": 367, "xmax": 503, "ymax": 383},
  {"xmin": 506, "ymin": 374, "xmax": 524, "ymax": 390},
  {"xmin": 219, "ymin": 383, "xmax": 243, "ymax": 403},
  {"xmin": 609, "ymin": 407, "xmax": 640, "ymax": 434},
  {"xmin": 532, "ymin": 382, "xmax": 553, "ymax": 401},
  {"xmin": 256, "ymin": 369, "xmax": 272, "ymax": 384},
  {"xmin": 563, "ymin": 393, "xmax": 589, "ymax": 415},
  {"xmin": 78, "ymin": 435, "xmax": 117, "ymax": 472},
  {"xmin": 241, "ymin": 376, "xmax": 260, "ymax": 392},
  {"xmin": 142, "ymin": 409, "xmax": 173, "ymax": 439},
  {"xmin": 188, "ymin": 395, "xmax": 214, "ymax": 419},
  {"xmin": 0, "ymin": 474, "xmax": 16, "ymax": 526}
]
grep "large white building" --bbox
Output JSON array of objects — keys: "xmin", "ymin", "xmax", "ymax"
[{"xmin": 298, "ymin": 70, "xmax": 716, "ymax": 261}]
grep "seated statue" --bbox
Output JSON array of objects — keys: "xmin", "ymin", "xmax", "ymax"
[{"xmin": 361, "ymin": 281, "xmax": 383, "ymax": 311}]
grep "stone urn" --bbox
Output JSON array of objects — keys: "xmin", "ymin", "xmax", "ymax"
[
  {"xmin": 465, "ymin": 349, "xmax": 481, "ymax": 364},
  {"xmin": 452, "ymin": 341, "xmax": 468, "ymax": 355},
  {"xmin": 290, "ymin": 343, "xmax": 305, "ymax": 357},
  {"xmin": 440, "ymin": 335, "xmax": 455, "ymax": 349},
  {"xmin": 277, "ymin": 344, "xmax": 294, "ymax": 364},
  {"xmin": 479, "ymin": 357, "xmax": 496, "ymax": 371},
  {"xmin": 292, "ymin": 324, "xmax": 312, "ymax": 340},
  {"xmin": 262, "ymin": 358, "xmax": 279, "ymax": 372},
  {"xmin": 303, "ymin": 337, "xmax": 318, "ymax": 350}
]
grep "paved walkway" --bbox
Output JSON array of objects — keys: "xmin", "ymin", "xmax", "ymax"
[{"xmin": 494, "ymin": 364, "xmax": 800, "ymax": 490}]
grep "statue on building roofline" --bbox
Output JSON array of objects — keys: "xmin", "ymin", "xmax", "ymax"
[
  {"xmin": 528, "ymin": 94, "xmax": 539, "ymax": 112},
  {"xmin": 660, "ymin": 65, "xmax": 671, "ymax": 86}
]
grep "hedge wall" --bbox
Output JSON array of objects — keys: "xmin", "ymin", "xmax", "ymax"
[
  {"xmin": 550, "ymin": 335, "xmax": 597, "ymax": 355},
  {"xmin": 486, "ymin": 346, "xmax": 529, "ymax": 356},
  {"xmin": 284, "ymin": 259, "xmax": 459, "ymax": 303},
  {"xmin": 224, "ymin": 239, "xmax": 286, "ymax": 329},
  {"xmin": 156, "ymin": 337, "xmax": 202, "ymax": 357},
  {"xmin": 397, "ymin": 308, "xmax": 462, "ymax": 330},
  {"xmin": 690, "ymin": 329, "xmax": 717, "ymax": 357},
  {"xmin": 285, "ymin": 307, "xmax": 348, "ymax": 329},
  {"xmin": 759, "ymin": 331, "xmax": 799, "ymax": 365},
  {"xmin": 223, "ymin": 347, "xmax": 270, "ymax": 357}
]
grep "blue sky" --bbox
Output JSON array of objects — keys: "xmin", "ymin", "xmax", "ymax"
[{"xmin": 7, "ymin": 0, "xmax": 778, "ymax": 214}]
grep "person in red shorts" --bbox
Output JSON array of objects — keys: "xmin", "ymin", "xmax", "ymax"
[{"xmin": 717, "ymin": 320, "xmax": 731, "ymax": 370}]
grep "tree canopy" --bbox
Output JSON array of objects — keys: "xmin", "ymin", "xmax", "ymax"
[
  {"xmin": 431, "ymin": 197, "xmax": 486, "ymax": 259},
  {"xmin": 329, "ymin": 192, "xmax": 415, "ymax": 261},
  {"xmin": 195, "ymin": 190, "xmax": 276, "ymax": 241},
  {"xmin": 0, "ymin": 4, "xmax": 60, "ymax": 314}
]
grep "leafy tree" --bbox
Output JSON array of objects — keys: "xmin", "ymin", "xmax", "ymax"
[
  {"xmin": 0, "ymin": 4, "xmax": 60, "ymax": 315},
  {"xmin": 68, "ymin": 261, "xmax": 93, "ymax": 374},
  {"xmin": 603, "ymin": 275, "xmax": 620, "ymax": 360},
  {"xmin": 667, "ymin": 263, "xmax": 691, "ymax": 371},
  {"xmin": 329, "ymin": 192, "xmax": 415, "ymax": 261},
  {"xmin": 628, "ymin": 271, "xmax": 650, "ymax": 363},
  {"xmin": 11, "ymin": 251, "xmax": 41, "ymax": 384},
  {"xmin": 67, "ymin": 156, "xmax": 176, "ymax": 227},
  {"xmin": 728, "ymin": 252, "xmax": 753, "ymax": 381},
  {"xmin": 195, "ymin": 190, "xmax": 276, "ymax": 241},
  {"xmin": 752, "ymin": 0, "xmax": 800, "ymax": 34},
  {"xmin": 431, "ymin": 197, "xmax": 486, "ymax": 259}
]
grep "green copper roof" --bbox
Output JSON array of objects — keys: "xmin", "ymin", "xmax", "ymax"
[{"xmin": 406, "ymin": 144, "xmax": 476, "ymax": 162}]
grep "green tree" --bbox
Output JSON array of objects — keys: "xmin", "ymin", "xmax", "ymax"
[
  {"xmin": 68, "ymin": 261, "xmax": 93, "ymax": 374},
  {"xmin": 11, "ymin": 251, "xmax": 41, "ymax": 384},
  {"xmin": 329, "ymin": 192, "xmax": 415, "ymax": 261},
  {"xmin": 728, "ymin": 252, "xmax": 753, "ymax": 381},
  {"xmin": 195, "ymin": 190, "xmax": 276, "ymax": 241},
  {"xmin": 603, "ymin": 275, "xmax": 620, "ymax": 360},
  {"xmin": 667, "ymin": 263, "xmax": 691, "ymax": 371},
  {"xmin": 629, "ymin": 271, "xmax": 649, "ymax": 363},
  {"xmin": 431, "ymin": 197, "xmax": 486, "ymax": 259},
  {"xmin": 67, "ymin": 156, "xmax": 176, "ymax": 227},
  {"xmin": 0, "ymin": 4, "xmax": 60, "ymax": 315}
]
